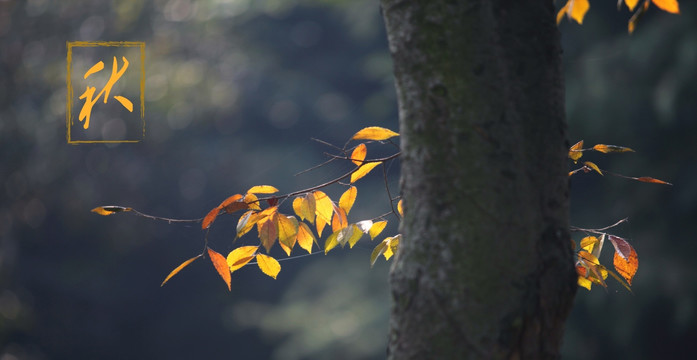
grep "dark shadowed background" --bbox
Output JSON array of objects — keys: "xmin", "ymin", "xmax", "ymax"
[{"xmin": 1, "ymin": 0, "xmax": 695, "ymax": 359}]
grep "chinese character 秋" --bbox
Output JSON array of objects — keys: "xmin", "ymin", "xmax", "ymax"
[{"xmin": 78, "ymin": 56, "xmax": 134, "ymax": 129}]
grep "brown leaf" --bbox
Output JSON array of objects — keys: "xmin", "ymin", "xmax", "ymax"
[
  {"xmin": 258, "ymin": 212, "xmax": 279, "ymax": 253},
  {"xmin": 568, "ymin": 140, "xmax": 584, "ymax": 162},
  {"xmin": 207, "ymin": 248, "xmax": 231, "ymax": 291},
  {"xmin": 636, "ymin": 177, "xmax": 672, "ymax": 185},
  {"xmin": 592, "ymin": 144, "xmax": 635, "ymax": 153},
  {"xmin": 614, "ymin": 247, "xmax": 639, "ymax": 285}
]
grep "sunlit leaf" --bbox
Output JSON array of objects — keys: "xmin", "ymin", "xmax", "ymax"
[
  {"xmin": 576, "ymin": 264, "xmax": 587, "ymax": 278},
  {"xmin": 578, "ymin": 276, "xmax": 592, "ymax": 290},
  {"xmin": 247, "ymin": 185, "xmax": 279, "ymax": 194},
  {"xmin": 227, "ymin": 246, "xmax": 258, "ymax": 273},
  {"xmin": 584, "ymin": 161, "xmax": 603, "ymax": 175},
  {"xmin": 368, "ymin": 220, "xmax": 387, "ymax": 240},
  {"xmin": 350, "ymin": 143, "xmax": 367, "ymax": 166},
  {"xmin": 161, "ymin": 254, "xmax": 201, "ymax": 287},
  {"xmin": 383, "ymin": 234, "xmax": 401, "ymax": 261},
  {"xmin": 236, "ymin": 210, "xmax": 262, "ymax": 238},
  {"xmin": 207, "ymin": 248, "xmax": 231, "ymax": 291},
  {"xmin": 258, "ymin": 212, "xmax": 279, "ymax": 253},
  {"xmin": 256, "ymin": 253, "xmax": 281, "ymax": 279},
  {"xmin": 277, "ymin": 215, "xmax": 299, "ymax": 251},
  {"xmin": 568, "ymin": 0, "xmax": 590, "ymax": 24},
  {"xmin": 397, "ymin": 199, "xmax": 404, "ymax": 217},
  {"xmin": 316, "ymin": 219, "xmax": 327, "ymax": 238},
  {"xmin": 652, "ymin": 0, "xmax": 679, "ymax": 13},
  {"xmin": 351, "ymin": 162, "xmax": 382, "ymax": 183},
  {"xmin": 339, "ymin": 186, "xmax": 357, "ymax": 215},
  {"xmin": 296, "ymin": 222, "xmax": 315, "ymax": 254},
  {"xmin": 331, "ymin": 205, "xmax": 348, "ymax": 232},
  {"xmin": 313, "ymin": 191, "xmax": 334, "ymax": 235},
  {"xmin": 356, "ymin": 220, "xmax": 373, "ymax": 234},
  {"xmin": 625, "ymin": 0, "xmax": 640, "ymax": 11},
  {"xmin": 244, "ymin": 193, "xmax": 261, "ymax": 210},
  {"xmin": 592, "ymin": 144, "xmax": 635, "ymax": 153},
  {"xmin": 568, "ymin": 140, "xmax": 584, "ymax": 162},
  {"xmin": 220, "ymin": 194, "xmax": 244, "ymax": 208},
  {"xmin": 578, "ymin": 250, "xmax": 600, "ymax": 266},
  {"xmin": 556, "ymin": 1, "xmax": 569, "ymax": 24},
  {"xmin": 606, "ymin": 267, "xmax": 634, "ymax": 292},
  {"xmin": 324, "ymin": 230, "xmax": 340, "ymax": 254},
  {"xmin": 202, "ymin": 206, "xmax": 222, "ymax": 229},
  {"xmin": 350, "ymin": 126, "xmax": 399, "ymax": 141},
  {"xmin": 636, "ymin": 177, "xmax": 672, "ymax": 185},
  {"xmin": 591, "ymin": 233, "xmax": 606, "ymax": 259},
  {"xmin": 223, "ymin": 195, "xmax": 248, "ymax": 214},
  {"xmin": 345, "ymin": 224, "xmax": 364, "ymax": 248},
  {"xmin": 91, "ymin": 206, "xmax": 132, "ymax": 216},
  {"xmin": 370, "ymin": 240, "xmax": 388, "ymax": 267},
  {"xmin": 580, "ymin": 236, "xmax": 598, "ymax": 253},
  {"xmin": 608, "ymin": 235, "xmax": 633, "ymax": 261}
]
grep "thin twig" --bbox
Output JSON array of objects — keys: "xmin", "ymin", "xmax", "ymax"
[{"xmin": 570, "ymin": 217, "xmax": 629, "ymax": 234}]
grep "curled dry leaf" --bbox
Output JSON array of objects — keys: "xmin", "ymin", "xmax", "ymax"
[{"xmin": 568, "ymin": 140, "xmax": 584, "ymax": 162}]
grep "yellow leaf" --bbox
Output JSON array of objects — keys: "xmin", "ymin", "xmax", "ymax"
[
  {"xmin": 578, "ymin": 276, "xmax": 592, "ymax": 290},
  {"xmin": 584, "ymin": 161, "xmax": 603, "ymax": 175},
  {"xmin": 346, "ymin": 224, "xmax": 364, "ymax": 248},
  {"xmin": 351, "ymin": 161, "xmax": 382, "ymax": 183},
  {"xmin": 279, "ymin": 241, "xmax": 292, "ymax": 257},
  {"xmin": 567, "ymin": 0, "xmax": 590, "ymax": 24},
  {"xmin": 382, "ymin": 235, "xmax": 401, "ymax": 261},
  {"xmin": 350, "ymin": 143, "xmax": 367, "ymax": 166},
  {"xmin": 592, "ymin": 144, "xmax": 635, "ymax": 153},
  {"xmin": 556, "ymin": 1, "xmax": 569, "ymax": 25},
  {"xmin": 324, "ymin": 231, "xmax": 340, "ymax": 254},
  {"xmin": 652, "ymin": 0, "xmax": 679, "ymax": 13},
  {"xmin": 222, "ymin": 194, "xmax": 248, "ymax": 214},
  {"xmin": 397, "ymin": 199, "xmax": 404, "ymax": 217},
  {"xmin": 339, "ymin": 186, "xmax": 357, "ymax": 215},
  {"xmin": 370, "ymin": 240, "xmax": 388, "ymax": 267},
  {"xmin": 351, "ymin": 126, "xmax": 399, "ymax": 141},
  {"xmin": 296, "ymin": 222, "xmax": 316, "ymax": 254},
  {"xmin": 313, "ymin": 191, "xmax": 334, "ymax": 227},
  {"xmin": 247, "ymin": 185, "xmax": 279, "ymax": 194},
  {"xmin": 368, "ymin": 220, "xmax": 387, "ymax": 240},
  {"xmin": 277, "ymin": 215, "xmax": 299, "ymax": 251},
  {"xmin": 236, "ymin": 210, "xmax": 263, "ymax": 238},
  {"xmin": 256, "ymin": 253, "xmax": 281, "ymax": 279},
  {"xmin": 332, "ymin": 206, "xmax": 348, "ymax": 232},
  {"xmin": 578, "ymin": 250, "xmax": 600, "ymax": 266},
  {"xmin": 244, "ymin": 193, "xmax": 261, "ymax": 210},
  {"xmin": 580, "ymin": 236, "xmax": 598, "ymax": 253},
  {"xmin": 91, "ymin": 206, "xmax": 132, "ymax": 216},
  {"xmin": 625, "ymin": 0, "xmax": 640, "ymax": 11},
  {"xmin": 207, "ymin": 248, "xmax": 231, "ymax": 291},
  {"xmin": 227, "ymin": 246, "xmax": 258, "ymax": 273},
  {"xmin": 568, "ymin": 140, "xmax": 584, "ymax": 162},
  {"xmin": 316, "ymin": 219, "xmax": 327, "ymax": 238},
  {"xmin": 161, "ymin": 254, "xmax": 201, "ymax": 286},
  {"xmin": 257, "ymin": 212, "xmax": 279, "ymax": 253}
]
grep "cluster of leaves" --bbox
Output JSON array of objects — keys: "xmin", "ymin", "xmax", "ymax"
[
  {"xmin": 557, "ymin": 0, "xmax": 680, "ymax": 33},
  {"xmin": 92, "ymin": 127, "xmax": 403, "ymax": 290},
  {"xmin": 567, "ymin": 141, "xmax": 670, "ymax": 290}
]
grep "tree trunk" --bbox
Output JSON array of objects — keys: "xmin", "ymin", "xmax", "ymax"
[{"xmin": 381, "ymin": 0, "xmax": 577, "ymax": 358}]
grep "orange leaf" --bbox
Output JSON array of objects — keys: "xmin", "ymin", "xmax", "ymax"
[
  {"xmin": 227, "ymin": 246, "xmax": 258, "ymax": 273},
  {"xmin": 584, "ymin": 161, "xmax": 603, "ymax": 175},
  {"xmin": 652, "ymin": 0, "xmax": 679, "ymax": 13},
  {"xmin": 161, "ymin": 254, "xmax": 201, "ymax": 287},
  {"xmin": 207, "ymin": 248, "xmax": 231, "ymax": 291},
  {"xmin": 351, "ymin": 143, "xmax": 367, "ymax": 166},
  {"xmin": 350, "ymin": 126, "xmax": 399, "ymax": 141},
  {"xmin": 339, "ymin": 186, "xmax": 357, "ymax": 215},
  {"xmin": 220, "ymin": 194, "xmax": 244, "ymax": 208},
  {"xmin": 568, "ymin": 140, "xmax": 584, "ymax": 162},
  {"xmin": 247, "ymin": 185, "xmax": 279, "ymax": 194},
  {"xmin": 296, "ymin": 222, "xmax": 316, "ymax": 254},
  {"xmin": 91, "ymin": 206, "xmax": 132, "ymax": 216},
  {"xmin": 397, "ymin": 199, "xmax": 404, "ymax": 217},
  {"xmin": 613, "ymin": 247, "xmax": 639, "ymax": 285},
  {"xmin": 331, "ymin": 205, "xmax": 348, "ymax": 232},
  {"xmin": 556, "ymin": 1, "xmax": 569, "ymax": 25},
  {"xmin": 592, "ymin": 144, "xmax": 635, "ymax": 153},
  {"xmin": 351, "ymin": 161, "xmax": 382, "ymax": 183},
  {"xmin": 202, "ymin": 206, "xmax": 222, "ymax": 229},
  {"xmin": 636, "ymin": 177, "xmax": 672, "ymax": 185},
  {"xmin": 256, "ymin": 253, "xmax": 281, "ymax": 279}
]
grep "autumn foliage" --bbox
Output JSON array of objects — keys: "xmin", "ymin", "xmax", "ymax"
[{"xmin": 557, "ymin": 0, "xmax": 680, "ymax": 33}]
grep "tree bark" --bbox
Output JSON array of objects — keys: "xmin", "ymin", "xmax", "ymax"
[{"xmin": 381, "ymin": 0, "xmax": 577, "ymax": 358}]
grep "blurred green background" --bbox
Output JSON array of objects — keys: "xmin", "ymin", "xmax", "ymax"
[{"xmin": 0, "ymin": 0, "xmax": 695, "ymax": 359}]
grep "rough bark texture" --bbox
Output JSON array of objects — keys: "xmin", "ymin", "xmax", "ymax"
[{"xmin": 381, "ymin": 0, "xmax": 577, "ymax": 359}]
